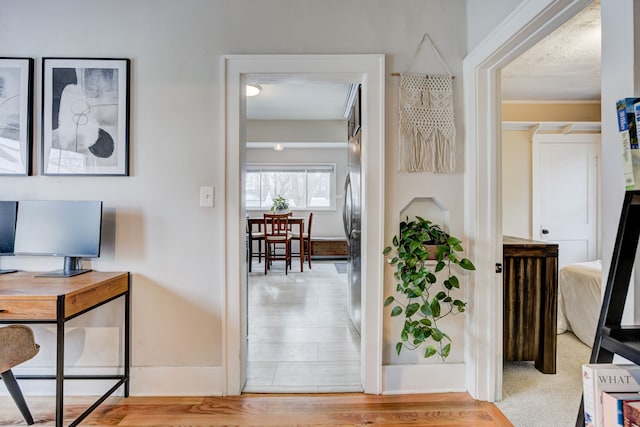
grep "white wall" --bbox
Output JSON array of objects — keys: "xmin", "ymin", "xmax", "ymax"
[
  {"xmin": 247, "ymin": 120, "xmax": 347, "ymax": 144},
  {"xmin": 466, "ymin": 0, "xmax": 522, "ymax": 52},
  {"xmin": 600, "ymin": 0, "xmax": 637, "ymax": 324},
  {"xmin": 1, "ymin": 0, "xmax": 469, "ymax": 395}
]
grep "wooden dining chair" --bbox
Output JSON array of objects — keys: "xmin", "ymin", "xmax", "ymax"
[
  {"xmin": 289, "ymin": 212, "xmax": 313, "ymax": 269},
  {"xmin": 246, "ymin": 219, "xmax": 265, "ymax": 272},
  {"xmin": 0, "ymin": 325, "xmax": 40, "ymax": 425},
  {"xmin": 263, "ymin": 213, "xmax": 292, "ymax": 275}
]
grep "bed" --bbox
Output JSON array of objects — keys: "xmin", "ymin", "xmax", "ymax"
[{"xmin": 556, "ymin": 259, "xmax": 602, "ymax": 347}]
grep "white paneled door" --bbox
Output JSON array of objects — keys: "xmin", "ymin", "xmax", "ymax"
[{"xmin": 532, "ymin": 133, "xmax": 600, "ymax": 269}]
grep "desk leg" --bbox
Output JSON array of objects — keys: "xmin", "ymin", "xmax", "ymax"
[{"xmin": 56, "ymin": 297, "xmax": 65, "ymax": 427}]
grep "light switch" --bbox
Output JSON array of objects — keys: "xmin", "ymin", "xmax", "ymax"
[{"xmin": 199, "ymin": 186, "xmax": 214, "ymax": 207}]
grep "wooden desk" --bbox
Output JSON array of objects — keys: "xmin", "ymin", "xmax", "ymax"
[
  {"xmin": 503, "ymin": 236, "xmax": 558, "ymax": 374},
  {"xmin": 248, "ymin": 216, "xmax": 305, "ymax": 272},
  {"xmin": 0, "ymin": 271, "xmax": 130, "ymax": 427}
]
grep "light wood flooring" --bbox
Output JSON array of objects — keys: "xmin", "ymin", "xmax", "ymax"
[
  {"xmin": 246, "ymin": 260, "xmax": 362, "ymax": 392},
  {"xmin": 0, "ymin": 393, "xmax": 513, "ymax": 426}
]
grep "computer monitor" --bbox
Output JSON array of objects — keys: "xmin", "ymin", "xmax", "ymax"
[
  {"xmin": 0, "ymin": 201, "xmax": 18, "ymax": 274},
  {"xmin": 13, "ymin": 200, "xmax": 103, "ymax": 277}
]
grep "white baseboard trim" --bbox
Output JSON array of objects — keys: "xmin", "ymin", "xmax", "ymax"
[
  {"xmin": 7, "ymin": 365, "xmax": 465, "ymax": 396},
  {"xmin": 0, "ymin": 366, "xmax": 224, "ymax": 396},
  {"xmin": 382, "ymin": 363, "xmax": 466, "ymax": 394},
  {"xmin": 130, "ymin": 366, "xmax": 223, "ymax": 396}
]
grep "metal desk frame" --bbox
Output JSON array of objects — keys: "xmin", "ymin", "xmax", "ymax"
[{"xmin": 0, "ymin": 272, "xmax": 130, "ymax": 427}]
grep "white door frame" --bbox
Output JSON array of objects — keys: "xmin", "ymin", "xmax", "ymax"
[
  {"xmin": 223, "ymin": 54, "xmax": 386, "ymax": 395},
  {"xmin": 463, "ymin": 0, "xmax": 593, "ymax": 401}
]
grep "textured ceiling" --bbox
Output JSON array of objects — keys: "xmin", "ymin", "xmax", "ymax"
[{"xmin": 501, "ymin": 0, "xmax": 601, "ymax": 101}]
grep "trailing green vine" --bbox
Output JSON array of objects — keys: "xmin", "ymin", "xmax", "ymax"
[{"xmin": 383, "ymin": 216, "xmax": 475, "ymax": 361}]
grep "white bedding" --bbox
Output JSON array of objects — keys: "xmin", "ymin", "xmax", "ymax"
[{"xmin": 556, "ymin": 259, "xmax": 602, "ymax": 347}]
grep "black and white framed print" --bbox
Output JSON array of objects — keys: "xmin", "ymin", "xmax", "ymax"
[
  {"xmin": 0, "ymin": 57, "xmax": 34, "ymax": 176},
  {"xmin": 42, "ymin": 58, "xmax": 130, "ymax": 176}
]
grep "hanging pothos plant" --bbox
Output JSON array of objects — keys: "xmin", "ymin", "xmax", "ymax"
[{"xmin": 383, "ymin": 216, "xmax": 475, "ymax": 361}]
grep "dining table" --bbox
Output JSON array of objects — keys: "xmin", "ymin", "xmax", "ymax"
[{"xmin": 247, "ymin": 215, "xmax": 306, "ymax": 272}]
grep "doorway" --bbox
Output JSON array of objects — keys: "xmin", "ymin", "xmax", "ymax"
[
  {"xmin": 462, "ymin": 0, "xmax": 594, "ymax": 402},
  {"xmin": 223, "ymin": 54, "xmax": 385, "ymax": 395},
  {"xmin": 243, "ymin": 81, "xmax": 361, "ymax": 392}
]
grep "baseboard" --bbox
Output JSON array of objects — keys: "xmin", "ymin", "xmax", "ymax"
[
  {"xmin": 8, "ymin": 364, "xmax": 462, "ymax": 396},
  {"xmin": 382, "ymin": 363, "xmax": 466, "ymax": 394},
  {"xmin": 130, "ymin": 366, "xmax": 224, "ymax": 396},
  {"xmin": 311, "ymin": 255, "xmax": 348, "ymax": 260},
  {"xmin": 1, "ymin": 366, "xmax": 224, "ymax": 396}
]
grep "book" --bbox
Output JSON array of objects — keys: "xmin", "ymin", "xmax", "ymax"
[
  {"xmin": 624, "ymin": 401, "xmax": 640, "ymax": 427},
  {"xmin": 602, "ymin": 392, "xmax": 640, "ymax": 427},
  {"xmin": 631, "ymin": 100, "xmax": 640, "ymax": 189},
  {"xmin": 616, "ymin": 98, "xmax": 638, "ymax": 189},
  {"xmin": 582, "ymin": 364, "xmax": 640, "ymax": 427}
]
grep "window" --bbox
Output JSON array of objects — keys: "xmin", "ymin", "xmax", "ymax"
[{"xmin": 246, "ymin": 164, "xmax": 335, "ymax": 210}]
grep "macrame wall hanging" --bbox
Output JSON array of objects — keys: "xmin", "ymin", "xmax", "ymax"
[{"xmin": 398, "ymin": 33, "xmax": 455, "ymax": 174}]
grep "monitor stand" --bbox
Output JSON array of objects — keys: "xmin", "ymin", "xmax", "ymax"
[
  {"xmin": 0, "ymin": 269, "xmax": 17, "ymax": 275},
  {"xmin": 35, "ymin": 257, "xmax": 92, "ymax": 278}
]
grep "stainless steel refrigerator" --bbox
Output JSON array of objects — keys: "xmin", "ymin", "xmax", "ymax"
[{"xmin": 343, "ymin": 85, "xmax": 362, "ymax": 334}]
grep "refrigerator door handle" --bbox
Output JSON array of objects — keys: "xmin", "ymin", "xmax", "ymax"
[{"xmin": 343, "ymin": 173, "xmax": 352, "ymax": 243}]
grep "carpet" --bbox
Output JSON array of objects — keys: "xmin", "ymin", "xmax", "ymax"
[
  {"xmin": 495, "ymin": 331, "xmax": 590, "ymax": 426},
  {"xmin": 334, "ymin": 262, "xmax": 347, "ymax": 274}
]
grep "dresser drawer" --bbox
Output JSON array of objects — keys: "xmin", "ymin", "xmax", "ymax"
[{"xmin": 0, "ymin": 299, "xmax": 57, "ymax": 320}]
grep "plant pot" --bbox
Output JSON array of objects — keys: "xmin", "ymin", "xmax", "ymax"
[
  {"xmin": 423, "ymin": 244, "xmax": 439, "ymax": 260},
  {"xmin": 274, "ymin": 209, "xmax": 289, "ymax": 214}
]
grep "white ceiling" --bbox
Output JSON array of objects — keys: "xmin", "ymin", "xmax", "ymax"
[
  {"xmin": 501, "ymin": 0, "xmax": 601, "ymax": 102},
  {"xmin": 246, "ymin": 83, "xmax": 351, "ymax": 120},
  {"xmin": 246, "ymin": 1, "xmax": 601, "ymax": 121}
]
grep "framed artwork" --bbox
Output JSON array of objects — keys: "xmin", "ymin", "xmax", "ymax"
[
  {"xmin": 0, "ymin": 57, "xmax": 34, "ymax": 176},
  {"xmin": 42, "ymin": 57, "xmax": 130, "ymax": 176}
]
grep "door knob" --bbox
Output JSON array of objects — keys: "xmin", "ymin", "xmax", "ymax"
[{"xmin": 541, "ymin": 229, "xmax": 549, "ymax": 235}]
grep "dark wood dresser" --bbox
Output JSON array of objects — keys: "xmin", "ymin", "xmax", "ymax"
[{"xmin": 503, "ymin": 236, "xmax": 559, "ymax": 374}]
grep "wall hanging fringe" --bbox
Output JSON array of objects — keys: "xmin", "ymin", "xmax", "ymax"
[{"xmin": 398, "ymin": 33, "xmax": 455, "ymax": 174}]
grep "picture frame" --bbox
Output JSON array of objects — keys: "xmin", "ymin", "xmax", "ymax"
[
  {"xmin": 42, "ymin": 57, "xmax": 130, "ymax": 176},
  {"xmin": 0, "ymin": 57, "xmax": 34, "ymax": 176}
]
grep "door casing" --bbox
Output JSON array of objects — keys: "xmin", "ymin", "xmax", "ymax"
[
  {"xmin": 463, "ymin": 0, "xmax": 594, "ymax": 401},
  {"xmin": 223, "ymin": 54, "xmax": 386, "ymax": 395}
]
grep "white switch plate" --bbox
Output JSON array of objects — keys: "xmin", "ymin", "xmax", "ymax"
[{"xmin": 199, "ymin": 186, "xmax": 214, "ymax": 207}]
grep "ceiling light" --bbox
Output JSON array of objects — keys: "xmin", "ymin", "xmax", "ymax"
[
  {"xmin": 273, "ymin": 143, "xmax": 284, "ymax": 151},
  {"xmin": 246, "ymin": 84, "xmax": 262, "ymax": 97}
]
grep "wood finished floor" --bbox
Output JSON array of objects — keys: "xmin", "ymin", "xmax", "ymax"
[
  {"xmin": 0, "ymin": 261, "xmax": 513, "ymax": 425},
  {"xmin": 0, "ymin": 393, "xmax": 514, "ymax": 426}
]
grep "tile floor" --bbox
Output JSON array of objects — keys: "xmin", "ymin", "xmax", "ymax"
[{"xmin": 244, "ymin": 259, "xmax": 363, "ymax": 393}]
